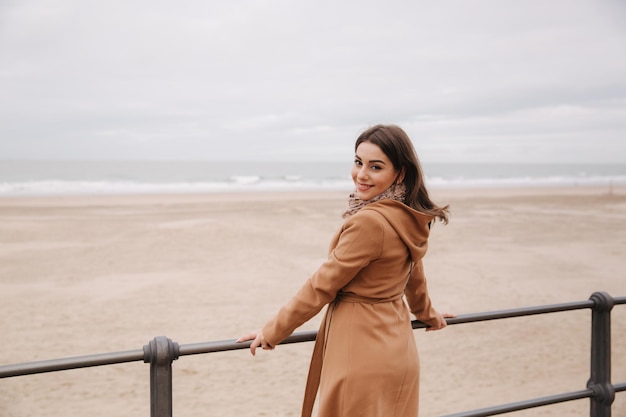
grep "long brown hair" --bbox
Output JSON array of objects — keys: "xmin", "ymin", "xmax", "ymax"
[{"xmin": 355, "ymin": 124, "xmax": 449, "ymax": 224}]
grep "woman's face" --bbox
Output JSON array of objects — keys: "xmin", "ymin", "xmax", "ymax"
[{"xmin": 351, "ymin": 141, "xmax": 402, "ymax": 201}]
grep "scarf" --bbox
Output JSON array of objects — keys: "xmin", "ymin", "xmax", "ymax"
[{"xmin": 342, "ymin": 183, "xmax": 407, "ymax": 218}]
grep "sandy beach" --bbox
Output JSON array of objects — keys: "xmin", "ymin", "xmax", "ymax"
[{"xmin": 1, "ymin": 186, "xmax": 625, "ymax": 417}]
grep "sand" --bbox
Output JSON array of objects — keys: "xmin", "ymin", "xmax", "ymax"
[{"xmin": 0, "ymin": 186, "xmax": 624, "ymax": 417}]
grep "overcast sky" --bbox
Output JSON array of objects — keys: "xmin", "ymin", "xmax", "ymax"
[{"xmin": 1, "ymin": 0, "xmax": 625, "ymax": 163}]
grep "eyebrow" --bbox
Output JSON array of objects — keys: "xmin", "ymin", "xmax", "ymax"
[{"xmin": 355, "ymin": 154, "xmax": 387, "ymax": 164}]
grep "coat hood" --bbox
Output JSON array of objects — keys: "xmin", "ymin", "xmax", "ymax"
[{"xmin": 360, "ymin": 199, "xmax": 433, "ymax": 262}]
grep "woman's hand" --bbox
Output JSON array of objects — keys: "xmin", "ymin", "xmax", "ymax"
[
  {"xmin": 426, "ymin": 311, "xmax": 456, "ymax": 332},
  {"xmin": 236, "ymin": 330, "xmax": 274, "ymax": 356}
]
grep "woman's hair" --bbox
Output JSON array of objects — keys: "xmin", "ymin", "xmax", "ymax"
[{"xmin": 355, "ymin": 124, "xmax": 449, "ymax": 224}]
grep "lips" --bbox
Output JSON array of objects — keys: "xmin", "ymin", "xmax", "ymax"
[{"xmin": 357, "ymin": 183, "xmax": 373, "ymax": 191}]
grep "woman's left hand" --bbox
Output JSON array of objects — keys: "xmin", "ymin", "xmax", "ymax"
[{"xmin": 426, "ymin": 312, "xmax": 456, "ymax": 331}]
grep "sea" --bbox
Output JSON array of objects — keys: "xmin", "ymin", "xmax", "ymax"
[{"xmin": 0, "ymin": 160, "xmax": 625, "ymax": 196}]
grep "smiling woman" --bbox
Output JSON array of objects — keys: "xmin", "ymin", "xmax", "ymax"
[{"xmin": 237, "ymin": 124, "xmax": 453, "ymax": 417}]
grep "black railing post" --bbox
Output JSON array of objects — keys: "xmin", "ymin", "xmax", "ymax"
[
  {"xmin": 588, "ymin": 292, "xmax": 615, "ymax": 417},
  {"xmin": 143, "ymin": 336, "xmax": 180, "ymax": 417}
]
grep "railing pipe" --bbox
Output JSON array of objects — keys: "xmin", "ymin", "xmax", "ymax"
[
  {"xmin": 178, "ymin": 330, "xmax": 318, "ymax": 357},
  {"xmin": 441, "ymin": 389, "xmax": 593, "ymax": 417},
  {"xmin": 418, "ymin": 299, "xmax": 595, "ymax": 328},
  {"xmin": 0, "ymin": 349, "xmax": 143, "ymax": 378},
  {"xmin": 588, "ymin": 291, "xmax": 615, "ymax": 417},
  {"xmin": 180, "ymin": 299, "xmax": 598, "ymax": 357},
  {"xmin": 0, "ymin": 293, "xmax": 624, "ymax": 417},
  {"xmin": 2, "ymin": 299, "xmax": 619, "ymax": 378},
  {"xmin": 143, "ymin": 336, "xmax": 179, "ymax": 417}
]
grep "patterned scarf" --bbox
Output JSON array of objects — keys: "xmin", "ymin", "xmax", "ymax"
[{"xmin": 342, "ymin": 183, "xmax": 407, "ymax": 218}]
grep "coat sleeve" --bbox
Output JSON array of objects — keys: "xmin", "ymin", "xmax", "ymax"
[
  {"xmin": 404, "ymin": 259, "xmax": 445, "ymax": 328},
  {"xmin": 262, "ymin": 211, "xmax": 385, "ymax": 346}
]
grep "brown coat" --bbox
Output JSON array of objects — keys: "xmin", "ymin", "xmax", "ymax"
[{"xmin": 262, "ymin": 199, "xmax": 445, "ymax": 417}]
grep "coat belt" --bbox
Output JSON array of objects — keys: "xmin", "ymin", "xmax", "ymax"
[
  {"xmin": 335, "ymin": 292, "xmax": 404, "ymax": 304},
  {"xmin": 301, "ymin": 292, "xmax": 404, "ymax": 417}
]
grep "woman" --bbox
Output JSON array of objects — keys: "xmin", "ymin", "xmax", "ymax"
[{"xmin": 237, "ymin": 124, "xmax": 453, "ymax": 417}]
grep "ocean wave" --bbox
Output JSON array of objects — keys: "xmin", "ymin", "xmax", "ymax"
[
  {"xmin": 0, "ymin": 179, "xmax": 354, "ymax": 196},
  {"xmin": 426, "ymin": 174, "xmax": 626, "ymax": 188},
  {"xmin": 230, "ymin": 175, "xmax": 261, "ymax": 185},
  {"xmin": 0, "ymin": 174, "xmax": 624, "ymax": 196}
]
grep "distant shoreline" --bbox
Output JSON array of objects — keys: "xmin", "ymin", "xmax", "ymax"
[{"xmin": 1, "ymin": 160, "xmax": 624, "ymax": 197}]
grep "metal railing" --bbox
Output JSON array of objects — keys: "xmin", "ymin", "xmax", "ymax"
[{"xmin": 1, "ymin": 291, "xmax": 624, "ymax": 417}]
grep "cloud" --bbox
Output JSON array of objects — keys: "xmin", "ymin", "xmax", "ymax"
[{"xmin": 0, "ymin": 0, "xmax": 625, "ymax": 162}]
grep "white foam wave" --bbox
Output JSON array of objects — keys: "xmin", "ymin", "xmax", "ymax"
[
  {"xmin": 0, "ymin": 179, "xmax": 354, "ymax": 196},
  {"xmin": 425, "ymin": 174, "xmax": 626, "ymax": 188},
  {"xmin": 0, "ymin": 174, "xmax": 624, "ymax": 196},
  {"xmin": 230, "ymin": 175, "xmax": 261, "ymax": 185}
]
